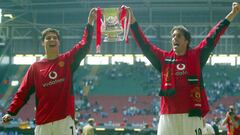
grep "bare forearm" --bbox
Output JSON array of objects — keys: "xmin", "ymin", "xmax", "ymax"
[
  {"xmin": 225, "ymin": 11, "xmax": 238, "ymax": 22},
  {"xmin": 222, "ymin": 117, "xmax": 228, "ymax": 126},
  {"xmin": 88, "ymin": 8, "xmax": 97, "ymax": 26},
  {"xmin": 225, "ymin": 2, "xmax": 240, "ymax": 22}
]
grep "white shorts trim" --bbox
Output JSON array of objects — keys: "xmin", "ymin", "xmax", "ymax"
[
  {"xmin": 35, "ymin": 116, "xmax": 76, "ymax": 135},
  {"xmin": 157, "ymin": 113, "xmax": 203, "ymax": 135}
]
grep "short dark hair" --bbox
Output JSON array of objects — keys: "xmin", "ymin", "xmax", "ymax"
[
  {"xmin": 171, "ymin": 25, "xmax": 191, "ymax": 47},
  {"xmin": 41, "ymin": 28, "xmax": 60, "ymax": 41}
]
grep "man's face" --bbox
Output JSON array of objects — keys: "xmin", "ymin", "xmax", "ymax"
[
  {"xmin": 42, "ymin": 32, "xmax": 60, "ymax": 52},
  {"xmin": 171, "ymin": 30, "xmax": 188, "ymax": 56}
]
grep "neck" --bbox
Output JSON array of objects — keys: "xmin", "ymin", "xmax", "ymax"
[
  {"xmin": 175, "ymin": 47, "xmax": 188, "ymax": 56},
  {"xmin": 175, "ymin": 51, "xmax": 186, "ymax": 56},
  {"xmin": 45, "ymin": 51, "xmax": 59, "ymax": 60}
]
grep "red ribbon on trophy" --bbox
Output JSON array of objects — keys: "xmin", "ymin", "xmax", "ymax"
[
  {"xmin": 96, "ymin": 7, "xmax": 102, "ymax": 53},
  {"xmin": 120, "ymin": 6, "xmax": 129, "ymax": 44}
]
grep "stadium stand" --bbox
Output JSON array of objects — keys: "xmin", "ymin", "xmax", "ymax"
[{"xmin": 1, "ymin": 64, "xmax": 239, "ymax": 126}]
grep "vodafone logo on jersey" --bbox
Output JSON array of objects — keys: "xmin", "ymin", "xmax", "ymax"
[
  {"xmin": 175, "ymin": 63, "xmax": 188, "ymax": 76},
  {"xmin": 176, "ymin": 63, "xmax": 185, "ymax": 70},
  {"xmin": 49, "ymin": 71, "xmax": 57, "ymax": 80},
  {"xmin": 42, "ymin": 70, "xmax": 65, "ymax": 87}
]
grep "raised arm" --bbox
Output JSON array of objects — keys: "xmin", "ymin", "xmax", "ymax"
[
  {"xmin": 222, "ymin": 112, "xmax": 230, "ymax": 126},
  {"xmin": 198, "ymin": 2, "xmax": 239, "ymax": 67},
  {"xmin": 67, "ymin": 8, "xmax": 96, "ymax": 72},
  {"xmin": 125, "ymin": 6, "xmax": 164, "ymax": 72}
]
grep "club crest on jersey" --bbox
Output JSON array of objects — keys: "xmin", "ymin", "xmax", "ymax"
[
  {"xmin": 190, "ymin": 86, "xmax": 201, "ymax": 102},
  {"xmin": 58, "ymin": 61, "xmax": 64, "ymax": 68},
  {"xmin": 176, "ymin": 63, "xmax": 185, "ymax": 71},
  {"xmin": 49, "ymin": 71, "xmax": 57, "ymax": 80}
]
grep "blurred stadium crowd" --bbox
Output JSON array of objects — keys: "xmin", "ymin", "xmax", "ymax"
[{"xmin": 0, "ymin": 62, "xmax": 240, "ymax": 134}]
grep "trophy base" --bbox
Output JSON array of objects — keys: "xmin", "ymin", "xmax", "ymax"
[
  {"xmin": 103, "ymin": 36, "xmax": 123, "ymax": 42},
  {"xmin": 102, "ymin": 30, "xmax": 124, "ymax": 42}
]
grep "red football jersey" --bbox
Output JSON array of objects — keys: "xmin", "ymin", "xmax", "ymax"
[{"xmin": 8, "ymin": 24, "xmax": 93, "ymax": 125}]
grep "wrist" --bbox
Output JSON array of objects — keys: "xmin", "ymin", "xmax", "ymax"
[
  {"xmin": 88, "ymin": 22, "xmax": 94, "ymax": 26},
  {"xmin": 88, "ymin": 18, "xmax": 94, "ymax": 26},
  {"xmin": 130, "ymin": 17, "xmax": 136, "ymax": 24},
  {"xmin": 230, "ymin": 10, "xmax": 238, "ymax": 16}
]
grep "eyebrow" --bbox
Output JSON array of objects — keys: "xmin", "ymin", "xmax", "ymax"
[{"xmin": 46, "ymin": 35, "xmax": 57, "ymax": 37}]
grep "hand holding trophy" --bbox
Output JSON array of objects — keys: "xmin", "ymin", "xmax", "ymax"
[
  {"xmin": 121, "ymin": 5, "xmax": 136, "ymax": 24},
  {"xmin": 88, "ymin": 8, "xmax": 97, "ymax": 26}
]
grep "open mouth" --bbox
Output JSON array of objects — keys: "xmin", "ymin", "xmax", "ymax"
[
  {"xmin": 48, "ymin": 43, "xmax": 57, "ymax": 48},
  {"xmin": 49, "ymin": 45, "xmax": 56, "ymax": 48},
  {"xmin": 173, "ymin": 43, "xmax": 179, "ymax": 47},
  {"xmin": 49, "ymin": 45, "xmax": 56, "ymax": 47}
]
